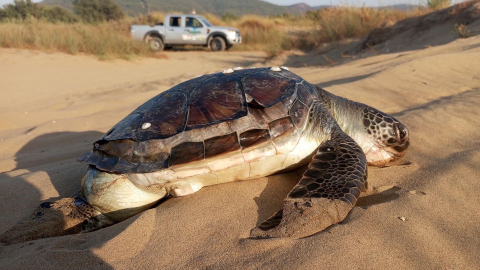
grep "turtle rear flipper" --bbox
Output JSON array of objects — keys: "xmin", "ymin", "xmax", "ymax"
[
  {"xmin": 250, "ymin": 108, "xmax": 368, "ymax": 238},
  {"xmin": 0, "ymin": 195, "xmax": 113, "ymax": 245}
]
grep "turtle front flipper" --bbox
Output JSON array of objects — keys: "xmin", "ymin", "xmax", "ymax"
[
  {"xmin": 250, "ymin": 124, "xmax": 367, "ymax": 238},
  {"xmin": 0, "ymin": 194, "xmax": 113, "ymax": 245}
]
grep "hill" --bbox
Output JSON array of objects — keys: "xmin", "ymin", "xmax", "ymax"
[
  {"xmin": 287, "ymin": 3, "xmax": 315, "ymax": 12},
  {"xmin": 40, "ymin": 0, "xmax": 301, "ymax": 16}
]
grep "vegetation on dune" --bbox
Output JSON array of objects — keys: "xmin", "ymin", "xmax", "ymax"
[
  {"xmin": 0, "ymin": 0, "xmax": 78, "ymax": 23},
  {"xmin": 0, "ymin": 19, "xmax": 149, "ymax": 59},
  {"xmin": 454, "ymin": 23, "xmax": 471, "ymax": 38},
  {"xmin": 0, "ymin": 0, "xmax": 125, "ymax": 23},
  {"xmin": 0, "ymin": 0, "xmax": 150, "ymax": 59},
  {"xmin": 216, "ymin": 7, "xmax": 429, "ymax": 57},
  {"xmin": 72, "ymin": 0, "xmax": 124, "ymax": 23},
  {"xmin": 427, "ymin": 0, "xmax": 451, "ymax": 10},
  {"xmin": 0, "ymin": 0, "xmax": 453, "ymax": 59}
]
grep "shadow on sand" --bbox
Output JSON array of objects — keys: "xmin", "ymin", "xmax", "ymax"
[{"xmin": 0, "ymin": 131, "xmax": 117, "ymax": 269}]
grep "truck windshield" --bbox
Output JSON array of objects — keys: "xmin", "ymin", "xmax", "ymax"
[{"xmin": 198, "ymin": 17, "xmax": 212, "ymax": 27}]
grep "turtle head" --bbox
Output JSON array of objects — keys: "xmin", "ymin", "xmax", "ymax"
[
  {"xmin": 361, "ymin": 107, "xmax": 410, "ymax": 166},
  {"xmin": 313, "ymin": 87, "xmax": 410, "ymax": 166}
]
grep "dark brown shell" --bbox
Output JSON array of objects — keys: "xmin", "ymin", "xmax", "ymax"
[{"xmin": 78, "ymin": 68, "xmax": 321, "ymax": 173}]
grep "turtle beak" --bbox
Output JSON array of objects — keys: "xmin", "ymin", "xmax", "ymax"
[
  {"xmin": 388, "ymin": 122, "xmax": 410, "ymax": 158},
  {"xmin": 396, "ymin": 122, "xmax": 409, "ymax": 145}
]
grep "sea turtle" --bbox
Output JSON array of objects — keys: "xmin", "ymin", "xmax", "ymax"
[{"xmin": 1, "ymin": 67, "xmax": 409, "ymax": 244}]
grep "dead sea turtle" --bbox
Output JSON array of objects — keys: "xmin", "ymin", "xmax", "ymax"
[{"xmin": 0, "ymin": 67, "xmax": 409, "ymax": 244}]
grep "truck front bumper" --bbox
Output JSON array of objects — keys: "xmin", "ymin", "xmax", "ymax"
[{"xmin": 227, "ymin": 33, "xmax": 242, "ymax": 45}]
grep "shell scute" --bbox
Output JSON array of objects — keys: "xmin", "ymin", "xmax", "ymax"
[
  {"xmin": 303, "ymin": 82, "xmax": 320, "ymax": 100},
  {"xmin": 95, "ymin": 139, "xmax": 134, "ymax": 158},
  {"xmin": 86, "ymin": 150, "xmax": 102, "ymax": 165},
  {"xmin": 136, "ymin": 91, "xmax": 188, "ymax": 141},
  {"xmin": 186, "ymin": 75, "xmax": 246, "ymax": 130},
  {"xmin": 137, "ymin": 162, "xmax": 167, "ymax": 173},
  {"xmin": 297, "ymin": 84, "xmax": 314, "ymax": 107},
  {"xmin": 169, "ymin": 141, "xmax": 205, "ymax": 166},
  {"xmin": 104, "ymin": 114, "xmax": 143, "ymax": 141},
  {"xmin": 289, "ymin": 99, "xmax": 309, "ymax": 129},
  {"xmin": 243, "ymin": 70, "xmax": 296, "ymax": 108},
  {"xmin": 204, "ymin": 132, "xmax": 241, "ymax": 158},
  {"xmin": 239, "ymin": 129, "xmax": 271, "ymax": 149},
  {"xmin": 269, "ymin": 117, "xmax": 295, "ymax": 139},
  {"xmin": 112, "ymin": 159, "xmax": 139, "ymax": 173},
  {"xmin": 95, "ymin": 152, "xmax": 119, "ymax": 171},
  {"xmin": 274, "ymin": 69, "xmax": 304, "ymax": 81}
]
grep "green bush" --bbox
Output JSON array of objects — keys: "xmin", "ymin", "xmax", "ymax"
[
  {"xmin": 41, "ymin": 6, "xmax": 79, "ymax": 23},
  {"xmin": 0, "ymin": 0, "xmax": 41, "ymax": 20},
  {"xmin": 73, "ymin": 0, "xmax": 124, "ymax": 23},
  {"xmin": 0, "ymin": 0, "xmax": 78, "ymax": 23}
]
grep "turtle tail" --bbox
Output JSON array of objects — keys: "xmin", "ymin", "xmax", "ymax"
[{"xmin": 0, "ymin": 193, "xmax": 113, "ymax": 245}]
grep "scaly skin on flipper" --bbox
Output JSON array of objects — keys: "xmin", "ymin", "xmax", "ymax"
[
  {"xmin": 250, "ymin": 102, "xmax": 367, "ymax": 238},
  {"xmin": 0, "ymin": 195, "xmax": 113, "ymax": 245}
]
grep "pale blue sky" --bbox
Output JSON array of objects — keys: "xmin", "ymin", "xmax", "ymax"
[
  {"xmin": 0, "ymin": 0, "xmax": 433, "ymax": 8},
  {"xmin": 264, "ymin": 0, "xmax": 425, "ymax": 6}
]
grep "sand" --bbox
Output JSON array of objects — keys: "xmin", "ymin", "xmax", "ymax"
[{"xmin": 1, "ymin": 34, "xmax": 480, "ymax": 269}]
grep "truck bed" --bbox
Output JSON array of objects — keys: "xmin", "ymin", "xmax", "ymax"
[{"xmin": 130, "ymin": 25, "xmax": 165, "ymax": 41}]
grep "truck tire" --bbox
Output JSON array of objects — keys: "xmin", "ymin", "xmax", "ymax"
[
  {"xmin": 147, "ymin": 37, "xmax": 164, "ymax": 51},
  {"xmin": 210, "ymin": 36, "xmax": 226, "ymax": 52}
]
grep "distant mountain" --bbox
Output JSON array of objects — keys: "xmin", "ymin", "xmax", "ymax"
[
  {"xmin": 40, "ymin": 0, "xmax": 303, "ymax": 16},
  {"xmin": 286, "ymin": 3, "xmax": 335, "ymax": 13},
  {"xmin": 287, "ymin": 3, "xmax": 315, "ymax": 13}
]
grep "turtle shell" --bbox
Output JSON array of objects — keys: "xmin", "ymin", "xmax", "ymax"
[{"xmin": 78, "ymin": 68, "xmax": 321, "ymax": 173}]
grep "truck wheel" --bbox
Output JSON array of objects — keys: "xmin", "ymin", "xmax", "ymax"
[
  {"xmin": 147, "ymin": 37, "xmax": 164, "ymax": 51},
  {"xmin": 210, "ymin": 36, "xmax": 226, "ymax": 52}
]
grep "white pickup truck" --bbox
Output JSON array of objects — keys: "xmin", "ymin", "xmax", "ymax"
[{"xmin": 131, "ymin": 14, "xmax": 242, "ymax": 52}]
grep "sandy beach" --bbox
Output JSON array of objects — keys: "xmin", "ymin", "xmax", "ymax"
[{"xmin": 1, "ymin": 32, "xmax": 480, "ymax": 269}]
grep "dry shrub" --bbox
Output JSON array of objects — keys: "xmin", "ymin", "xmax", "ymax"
[
  {"xmin": 202, "ymin": 13, "xmax": 222, "ymax": 26},
  {"xmin": 0, "ymin": 18, "xmax": 150, "ymax": 59},
  {"xmin": 224, "ymin": 7, "xmax": 428, "ymax": 57},
  {"xmin": 131, "ymin": 11, "xmax": 166, "ymax": 25},
  {"xmin": 239, "ymin": 18, "xmax": 272, "ymax": 30},
  {"xmin": 428, "ymin": 0, "xmax": 451, "ymax": 10},
  {"xmin": 311, "ymin": 6, "xmax": 423, "ymax": 43},
  {"xmin": 0, "ymin": 5, "xmax": 432, "ymax": 60},
  {"xmin": 454, "ymin": 23, "xmax": 471, "ymax": 38},
  {"xmin": 226, "ymin": 15, "xmax": 287, "ymax": 52}
]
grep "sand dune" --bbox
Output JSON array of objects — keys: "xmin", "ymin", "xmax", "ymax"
[{"xmin": 1, "ymin": 34, "xmax": 480, "ymax": 269}]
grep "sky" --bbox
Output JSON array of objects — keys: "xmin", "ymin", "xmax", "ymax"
[
  {"xmin": 0, "ymin": 0, "xmax": 430, "ymax": 8},
  {"xmin": 263, "ymin": 0, "xmax": 425, "ymax": 6}
]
